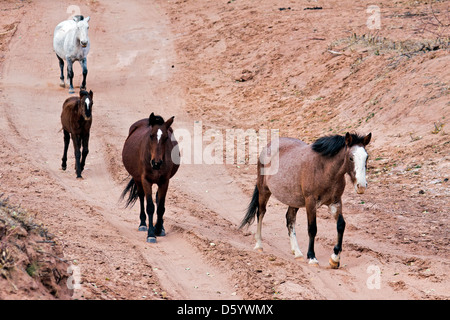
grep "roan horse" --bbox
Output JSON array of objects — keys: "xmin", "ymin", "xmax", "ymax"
[
  {"xmin": 53, "ymin": 15, "xmax": 90, "ymax": 94},
  {"xmin": 240, "ymin": 132, "xmax": 371, "ymax": 268},
  {"xmin": 121, "ymin": 113, "xmax": 180, "ymax": 243},
  {"xmin": 60, "ymin": 90, "xmax": 93, "ymax": 179}
]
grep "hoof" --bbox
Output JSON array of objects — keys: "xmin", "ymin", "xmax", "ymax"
[
  {"xmin": 329, "ymin": 258, "xmax": 340, "ymax": 269},
  {"xmin": 329, "ymin": 253, "xmax": 340, "ymax": 269},
  {"xmin": 156, "ymin": 229, "xmax": 166, "ymax": 237},
  {"xmin": 61, "ymin": 166, "xmax": 67, "ymax": 171},
  {"xmin": 138, "ymin": 225, "xmax": 147, "ymax": 232},
  {"xmin": 69, "ymin": 88, "xmax": 75, "ymax": 94},
  {"xmin": 308, "ymin": 258, "xmax": 319, "ymax": 266},
  {"xmin": 76, "ymin": 176, "xmax": 83, "ymax": 180},
  {"xmin": 254, "ymin": 247, "xmax": 263, "ymax": 252},
  {"xmin": 294, "ymin": 255, "xmax": 304, "ymax": 261},
  {"xmin": 292, "ymin": 250, "xmax": 304, "ymax": 261},
  {"xmin": 60, "ymin": 81, "xmax": 65, "ymax": 88},
  {"xmin": 147, "ymin": 237, "xmax": 157, "ymax": 243}
]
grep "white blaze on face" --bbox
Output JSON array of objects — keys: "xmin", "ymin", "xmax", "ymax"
[
  {"xmin": 78, "ymin": 20, "xmax": 90, "ymax": 47},
  {"xmin": 352, "ymin": 146, "xmax": 368, "ymax": 193},
  {"xmin": 85, "ymin": 97, "xmax": 90, "ymax": 110},
  {"xmin": 157, "ymin": 129, "xmax": 163, "ymax": 143}
]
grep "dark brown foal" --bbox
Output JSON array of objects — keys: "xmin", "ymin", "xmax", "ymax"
[{"xmin": 60, "ymin": 90, "xmax": 93, "ymax": 179}]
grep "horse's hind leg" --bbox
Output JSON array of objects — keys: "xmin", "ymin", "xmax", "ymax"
[
  {"xmin": 57, "ymin": 55, "xmax": 65, "ymax": 88},
  {"xmin": 286, "ymin": 206, "xmax": 303, "ymax": 260},
  {"xmin": 61, "ymin": 130, "xmax": 70, "ymax": 170},
  {"xmin": 254, "ymin": 186, "xmax": 270, "ymax": 252}
]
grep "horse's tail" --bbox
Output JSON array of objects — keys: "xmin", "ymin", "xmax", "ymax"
[
  {"xmin": 239, "ymin": 185, "xmax": 259, "ymax": 229},
  {"xmin": 120, "ymin": 178, "xmax": 139, "ymax": 208}
]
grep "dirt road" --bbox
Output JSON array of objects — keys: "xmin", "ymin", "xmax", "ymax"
[{"xmin": 0, "ymin": 0, "xmax": 448, "ymax": 299}]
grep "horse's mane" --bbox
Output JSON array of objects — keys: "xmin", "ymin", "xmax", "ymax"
[
  {"xmin": 149, "ymin": 113, "xmax": 165, "ymax": 126},
  {"xmin": 73, "ymin": 15, "xmax": 84, "ymax": 22},
  {"xmin": 312, "ymin": 133, "xmax": 366, "ymax": 157}
]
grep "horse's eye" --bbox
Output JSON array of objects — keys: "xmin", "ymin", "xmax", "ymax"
[{"xmin": 349, "ymin": 157, "xmax": 354, "ymax": 162}]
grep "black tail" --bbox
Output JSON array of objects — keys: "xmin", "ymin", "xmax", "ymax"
[
  {"xmin": 120, "ymin": 178, "xmax": 139, "ymax": 208},
  {"xmin": 239, "ymin": 185, "xmax": 259, "ymax": 229}
]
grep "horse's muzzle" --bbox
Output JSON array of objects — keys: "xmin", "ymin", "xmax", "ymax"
[
  {"xmin": 151, "ymin": 159, "xmax": 163, "ymax": 170},
  {"xmin": 355, "ymin": 183, "xmax": 366, "ymax": 194},
  {"xmin": 81, "ymin": 41, "xmax": 88, "ymax": 47}
]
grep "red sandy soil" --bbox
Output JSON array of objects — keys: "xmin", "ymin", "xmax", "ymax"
[{"xmin": 0, "ymin": 0, "xmax": 448, "ymax": 299}]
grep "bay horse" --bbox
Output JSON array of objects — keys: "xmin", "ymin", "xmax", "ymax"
[
  {"xmin": 121, "ymin": 113, "xmax": 180, "ymax": 243},
  {"xmin": 53, "ymin": 15, "xmax": 90, "ymax": 94},
  {"xmin": 60, "ymin": 90, "xmax": 93, "ymax": 179},
  {"xmin": 239, "ymin": 132, "xmax": 371, "ymax": 268}
]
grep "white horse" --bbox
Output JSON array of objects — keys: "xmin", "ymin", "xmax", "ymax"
[{"xmin": 53, "ymin": 15, "xmax": 91, "ymax": 94}]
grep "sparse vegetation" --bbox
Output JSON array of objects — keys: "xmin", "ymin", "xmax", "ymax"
[
  {"xmin": 329, "ymin": 32, "xmax": 449, "ymax": 59},
  {"xmin": 0, "ymin": 195, "xmax": 71, "ymax": 299}
]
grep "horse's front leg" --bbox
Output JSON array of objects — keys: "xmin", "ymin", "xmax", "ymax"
[
  {"xmin": 305, "ymin": 197, "xmax": 318, "ymax": 266},
  {"xmin": 57, "ymin": 55, "xmax": 65, "ymax": 88},
  {"xmin": 142, "ymin": 178, "xmax": 156, "ymax": 243},
  {"xmin": 155, "ymin": 182, "xmax": 168, "ymax": 237},
  {"xmin": 80, "ymin": 133, "xmax": 89, "ymax": 173},
  {"xmin": 80, "ymin": 58, "xmax": 88, "ymax": 90},
  {"xmin": 66, "ymin": 57, "xmax": 75, "ymax": 94},
  {"xmin": 61, "ymin": 130, "xmax": 70, "ymax": 170},
  {"xmin": 72, "ymin": 135, "xmax": 83, "ymax": 179},
  {"xmin": 329, "ymin": 202, "xmax": 345, "ymax": 269}
]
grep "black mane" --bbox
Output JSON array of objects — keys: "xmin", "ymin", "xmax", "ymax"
[
  {"xmin": 148, "ymin": 113, "xmax": 165, "ymax": 126},
  {"xmin": 312, "ymin": 133, "xmax": 366, "ymax": 157},
  {"xmin": 73, "ymin": 15, "xmax": 84, "ymax": 22}
]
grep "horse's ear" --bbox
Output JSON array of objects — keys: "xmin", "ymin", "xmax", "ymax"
[
  {"xmin": 85, "ymin": 16, "xmax": 90, "ymax": 23},
  {"xmin": 344, "ymin": 132, "xmax": 352, "ymax": 146},
  {"xmin": 89, "ymin": 90, "xmax": 93, "ymax": 99},
  {"xmin": 165, "ymin": 116, "xmax": 174, "ymax": 129},
  {"xmin": 149, "ymin": 112, "xmax": 156, "ymax": 126},
  {"xmin": 363, "ymin": 133, "xmax": 372, "ymax": 146}
]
